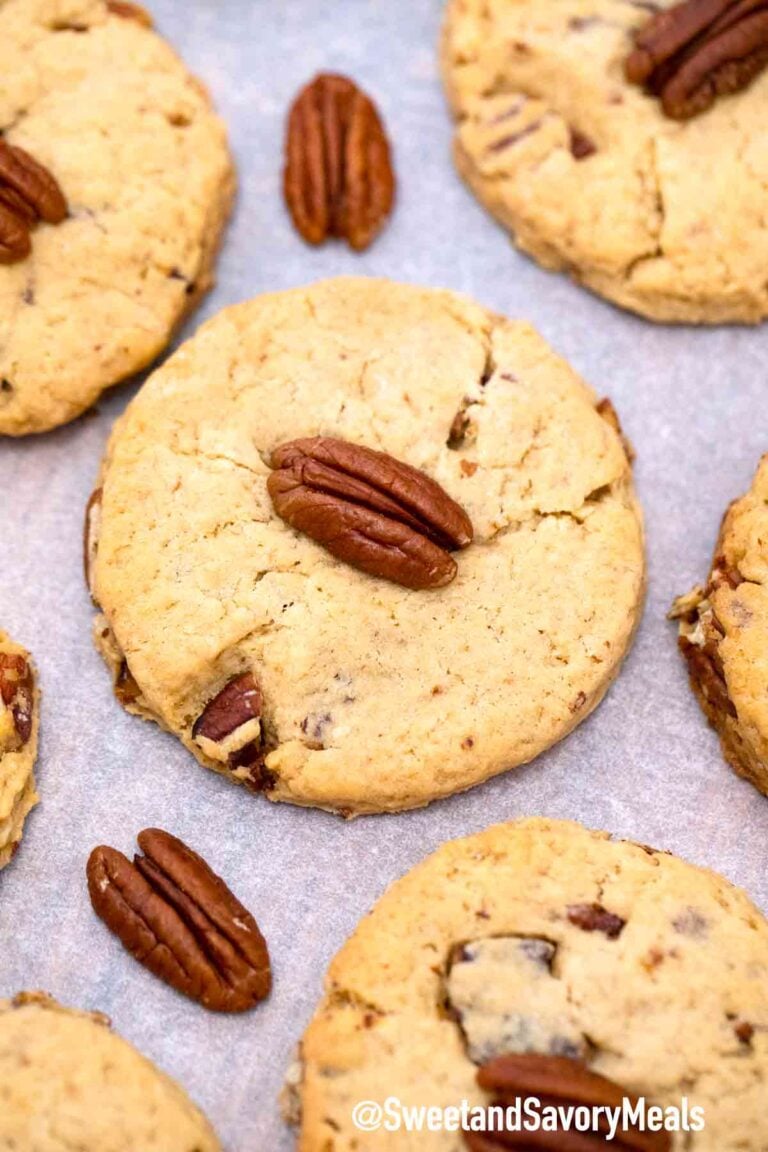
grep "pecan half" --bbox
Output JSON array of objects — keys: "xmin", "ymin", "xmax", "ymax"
[
  {"xmin": 284, "ymin": 72, "xmax": 395, "ymax": 251},
  {"xmin": 626, "ymin": 0, "xmax": 768, "ymax": 119},
  {"xmin": 0, "ymin": 652, "xmax": 34, "ymax": 751},
  {"xmin": 0, "ymin": 140, "xmax": 67, "ymax": 264},
  {"xmin": 465, "ymin": 1054, "xmax": 671, "ymax": 1151},
  {"xmin": 87, "ymin": 829, "xmax": 272, "ymax": 1012},
  {"xmin": 267, "ymin": 436, "xmax": 473, "ymax": 590}
]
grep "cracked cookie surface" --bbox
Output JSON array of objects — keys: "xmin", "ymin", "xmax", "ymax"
[
  {"xmin": 0, "ymin": 0, "xmax": 234, "ymax": 436},
  {"xmin": 0, "ymin": 628, "xmax": 39, "ymax": 869},
  {"xmin": 290, "ymin": 817, "xmax": 768, "ymax": 1150},
  {"xmin": 89, "ymin": 277, "xmax": 644, "ymax": 814},
  {"xmin": 673, "ymin": 455, "xmax": 768, "ymax": 797},
  {"xmin": 441, "ymin": 0, "xmax": 768, "ymax": 324},
  {"xmin": 0, "ymin": 992, "xmax": 220, "ymax": 1150}
]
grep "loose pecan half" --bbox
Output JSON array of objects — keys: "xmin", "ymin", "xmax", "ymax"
[
  {"xmin": 87, "ymin": 828, "xmax": 272, "ymax": 1012},
  {"xmin": 0, "ymin": 140, "xmax": 67, "ymax": 264},
  {"xmin": 626, "ymin": 0, "xmax": 768, "ymax": 119},
  {"xmin": 284, "ymin": 72, "xmax": 395, "ymax": 251},
  {"xmin": 268, "ymin": 436, "xmax": 473, "ymax": 590},
  {"xmin": 0, "ymin": 652, "xmax": 34, "ymax": 751},
  {"xmin": 464, "ymin": 1054, "xmax": 671, "ymax": 1151}
]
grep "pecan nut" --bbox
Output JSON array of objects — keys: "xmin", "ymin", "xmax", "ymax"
[
  {"xmin": 284, "ymin": 72, "xmax": 395, "ymax": 251},
  {"xmin": 0, "ymin": 140, "xmax": 67, "ymax": 264},
  {"xmin": 267, "ymin": 436, "xmax": 474, "ymax": 590},
  {"xmin": 107, "ymin": 0, "xmax": 154, "ymax": 26},
  {"xmin": 626, "ymin": 0, "xmax": 768, "ymax": 120},
  {"xmin": 0, "ymin": 652, "xmax": 34, "ymax": 751},
  {"xmin": 87, "ymin": 828, "xmax": 272, "ymax": 1012},
  {"xmin": 191, "ymin": 673, "xmax": 272, "ymax": 782},
  {"xmin": 465, "ymin": 1054, "xmax": 671, "ymax": 1151},
  {"xmin": 567, "ymin": 902, "xmax": 626, "ymax": 939}
]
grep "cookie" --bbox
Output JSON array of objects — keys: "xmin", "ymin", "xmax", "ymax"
[
  {"xmin": 289, "ymin": 817, "xmax": 768, "ymax": 1150},
  {"xmin": 441, "ymin": 0, "xmax": 768, "ymax": 325},
  {"xmin": 672, "ymin": 456, "xmax": 768, "ymax": 797},
  {"xmin": 0, "ymin": 629, "xmax": 39, "ymax": 869},
  {"xmin": 87, "ymin": 277, "xmax": 644, "ymax": 815},
  {"xmin": 0, "ymin": 991, "xmax": 220, "ymax": 1150},
  {"xmin": 0, "ymin": 0, "xmax": 234, "ymax": 436}
]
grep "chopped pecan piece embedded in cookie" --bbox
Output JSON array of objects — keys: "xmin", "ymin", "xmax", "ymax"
[
  {"xmin": 0, "ymin": 651, "xmax": 34, "ymax": 751},
  {"xmin": 626, "ymin": 0, "xmax": 768, "ymax": 120},
  {"xmin": 192, "ymin": 673, "xmax": 270, "ymax": 777},
  {"xmin": 465, "ymin": 1054, "xmax": 671, "ymax": 1150},
  {"xmin": 284, "ymin": 73, "xmax": 395, "ymax": 251},
  {"xmin": 87, "ymin": 829, "xmax": 272, "ymax": 1012},
  {"xmin": 268, "ymin": 436, "xmax": 473, "ymax": 590},
  {"xmin": 567, "ymin": 902, "xmax": 626, "ymax": 939}
]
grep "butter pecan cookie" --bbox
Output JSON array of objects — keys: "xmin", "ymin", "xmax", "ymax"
[
  {"xmin": 87, "ymin": 277, "xmax": 644, "ymax": 815},
  {"xmin": 0, "ymin": 0, "xmax": 234, "ymax": 436},
  {"xmin": 0, "ymin": 992, "xmax": 220, "ymax": 1150},
  {"xmin": 288, "ymin": 817, "xmax": 768, "ymax": 1150},
  {"xmin": 0, "ymin": 629, "xmax": 39, "ymax": 869},
  {"xmin": 672, "ymin": 455, "xmax": 768, "ymax": 797},
  {"xmin": 441, "ymin": 0, "xmax": 768, "ymax": 324}
]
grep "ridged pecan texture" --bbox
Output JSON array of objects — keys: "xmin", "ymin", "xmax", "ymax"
[
  {"xmin": 87, "ymin": 829, "xmax": 271, "ymax": 1012},
  {"xmin": 284, "ymin": 72, "xmax": 395, "ymax": 250},
  {"xmin": 626, "ymin": 0, "xmax": 768, "ymax": 119},
  {"xmin": 268, "ymin": 436, "xmax": 473, "ymax": 590},
  {"xmin": 464, "ymin": 1054, "xmax": 671, "ymax": 1151},
  {"xmin": 0, "ymin": 140, "xmax": 67, "ymax": 263}
]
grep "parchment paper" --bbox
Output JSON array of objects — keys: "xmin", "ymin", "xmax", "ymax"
[{"xmin": 2, "ymin": 2, "xmax": 768, "ymax": 1147}]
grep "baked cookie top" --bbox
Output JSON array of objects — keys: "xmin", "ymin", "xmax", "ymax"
[
  {"xmin": 292, "ymin": 817, "xmax": 768, "ymax": 1150},
  {"xmin": 89, "ymin": 277, "xmax": 644, "ymax": 815},
  {"xmin": 0, "ymin": 992, "xmax": 220, "ymax": 1150},
  {"xmin": 0, "ymin": 0, "xmax": 234, "ymax": 436},
  {"xmin": 0, "ymin": 628, "xmax": 38, "ymax": 868},
  {"xmin": 674, "ymin": 455, "xmax": 768, "ymax": 796},
  {"xmin": 441, "ymin": 0, "xmax": 768, "ymax": 325}
]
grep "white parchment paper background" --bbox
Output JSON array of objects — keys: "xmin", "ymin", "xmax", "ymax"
[{"xmin": 2, "ymin": 2, "xmax": 768, "ymax": 1148}]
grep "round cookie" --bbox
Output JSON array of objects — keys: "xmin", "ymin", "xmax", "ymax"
[
  {"xmin": 88, "ymin": 277, "xmax": 644, "ymax": 815},
  {"xmin": 0, "ymin": 0, "xmax": 234, "ymax": 436},
  {"xmin": 673, "ymin": 455, "xmax": 768, "ymax": 797},
  {"xmin": 0, "ymin": 629, "xmax": 39, "ymax": 868},
  {"xmin": 441, "ymin": 0, "xmax": 768, "ymax": 325},
  {"xmin": 289, "ymin": 817, "xmax": 768, "ymax": 1150},
  {"xmin": 0, "ymin": 991, "xmax": 220, "ymax": 1150}
]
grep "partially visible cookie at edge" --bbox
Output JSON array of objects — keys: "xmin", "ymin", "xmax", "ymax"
[
  {"xmin": 86, "ymin": 277, "xmax": 644, "ymax": 815},
  {"xmin": 0, "ymin": 991, "xmax": 221, "ymax": 1151},
  {"xmin": 672, "ymin": 455, "xmax": 768, "ymax": 796},
  {"xmin": 0, "ymin": 629, "xmax": 39, "ymax": 869},
  {"xmin": 288, "ymin": 817, "xmax": 768, "ymax": 1150},
  {"xmin": 0, "ymin": 0, "xmax": 235, "ymax": 436},
  {"xmin": 441, "ymin": 0, "xmax": 768, "ymax": 325}
]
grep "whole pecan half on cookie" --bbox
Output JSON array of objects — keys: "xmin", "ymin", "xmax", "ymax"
[
  {"xmin": 464, "ymin": 1054, "xmax": 671, "ymax": 1151},
  {"xmin": 284, "ymin": 72, "xmax": 395, "ymax": 251},
  {"xmin": 87, "ymin": 829, "xmax": 272, "ymax": 1012},
  {"xmin": 268, "ymin": 436, "xmax": 473, "ymax": 590},
  {"xmin": 0, "ymin": 140, "xmax": 67, "ymax": 263},
  {"xmin": 626, "ymin": 0, "xmax": 768, "ymax": 120}
]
